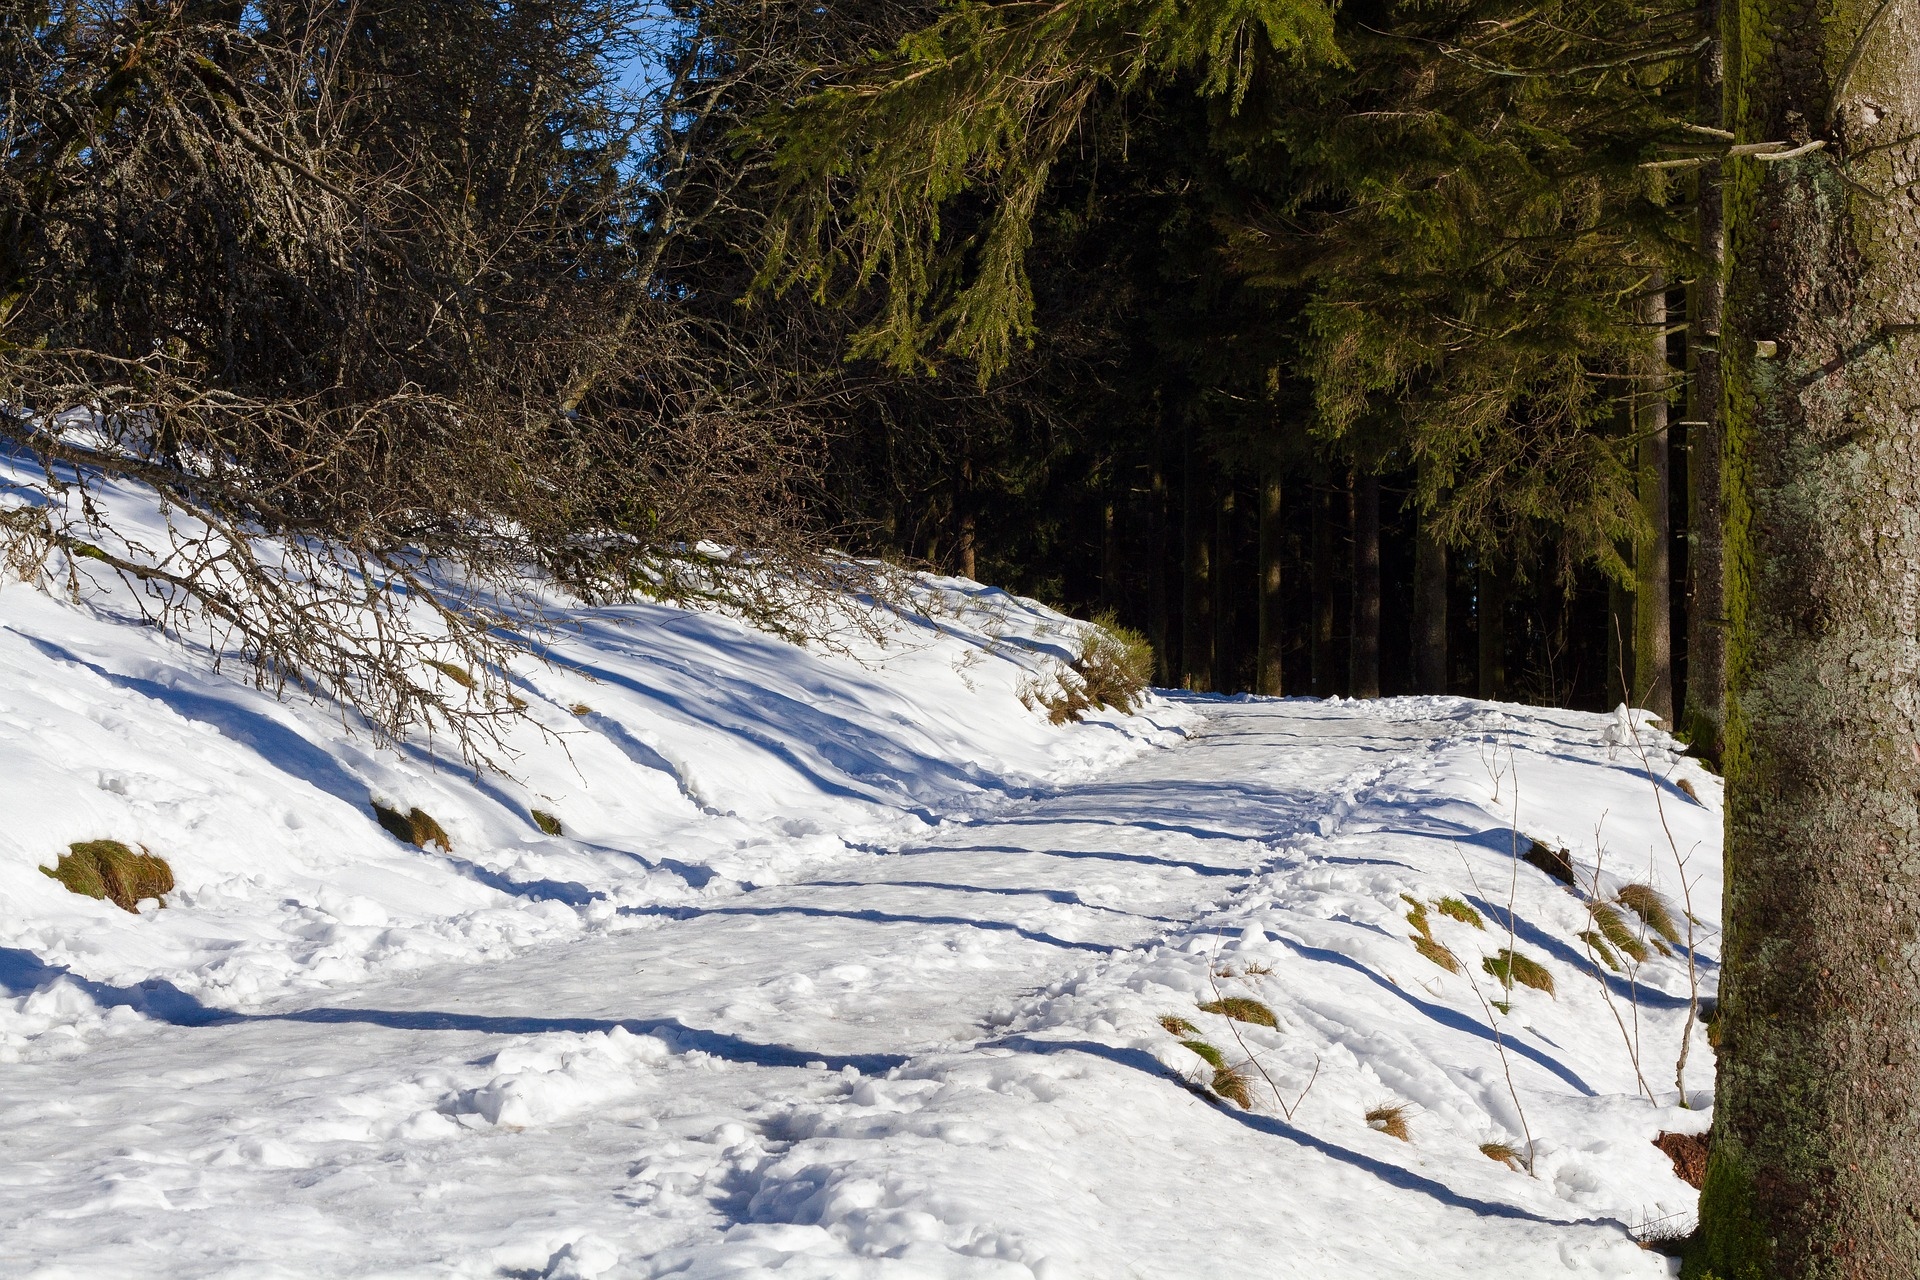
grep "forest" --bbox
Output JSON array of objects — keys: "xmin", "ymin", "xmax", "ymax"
[{"xmin": 7, "ymin": 0, "xmax": 1920, "ymax": 1274}]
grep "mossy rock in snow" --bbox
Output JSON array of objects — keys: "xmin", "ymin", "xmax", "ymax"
[
  {"xmin": 371, "ymin": 800, "xmax": 452, "ymax": 851},
  {"xmin": 42, "ymin": 840, "xmax": 173, "ymax": 912}
]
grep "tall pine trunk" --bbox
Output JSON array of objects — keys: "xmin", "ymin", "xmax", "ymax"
[
  {"xmin": 1149, "ymin": 453, "xmax": 1172, "ymax": 687},
  {"xmin": 1180, "ymin": 428, "xmax": 1214, "ymax": 692},
  {"xmin": 1699, "ymin": 3, "xmax": 1920, "ymax": 1273},
  {"xmin": 1349, "ymin": 471, "xmax": 1380, "ymax": 698},
  {"xmin": 1412, "ymin": 469, "xmax": 1448, "ymax": 693},
  {"xmin": 1311, "ymin": 480, "xmax": 1336, "ymax": 696},
  {"xmin": 1257, "ymin": 470, "xmax": 1284, "ymax": 696},
  {"xmin": 1214, "ymin": 485, "xmax": 1236, "ymax": 692},
  {"xmin": 1684, "ymin": 17, "xmax": 1728, "ymax": 760},
  {"xmin": 1635, "ymin": 278, "xmax": 1674, "ymax": 722},
  {"xmin": 1477, "ymin": 556, "xmax": 1506, "ymax": 700}
]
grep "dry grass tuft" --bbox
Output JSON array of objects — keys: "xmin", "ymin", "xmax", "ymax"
[
  {"xmin": 1366, "ymin": 1103, "xmax": 1411, "ymax": 1141},
  {"xmin": 1412, "ymin": 934, "xmax": 1462, "ymax": 974},
  {"xmin": 1578, "ymin": 929, "xmax": 1624, "ymax": 973},
  {"xmin": 372, "ymin": 800, "xmax": 452, "ymax": 851},
  {"xmin": 569, "ymin": 703, "xmax": 593, "ymax": 716},
  {"xmin": 1483, "ymin": 948, "xmax": 1555, "ymax": 997},
  {"xmin": 1436, "ymin": 896, "xmax": 1484, "ymax": 929},
  {"xmin": 1181, "ymin": 1039, "xmax": 1226, "ymax": 1069},
  {"xmin": 1159, "ymin": 1014, "xmax": 1200, "ymax": 1036},
  {"xmin": 1198, "ymin": 997, "xmax": 1278, "ymax": 1028},
  {"xmin": 1591, "ymin": 902, "xmax": 1651, "ymax": 963},
  {"xmin": 1523, "ymin": 839, "xmax": 1576, "ymax": 885},
  {"xmin": 1675, "ymin": 777, "xmax": 1701, "ymax": 803},
  {"xmin": 1403, "ymin": 895, "xmax": 1432, "ymax": 938},
  {"xmin": 1025, "ymin": 615, "xmax": 1155, "ymax": 724},
  {"xmin": 41, "ymin": 840, "xmax": 174, "ymax": 912},
  {"xmin": 425, "ymin": 659, "xmax": 476, "ymax": 689},
  {"xmin": 1617, "ymin": 883, "xmax": 1682, "ymax": 950},
  {"xmin": 531, "ymin": 809, "xmax": 564, "ymax": 836},
  {"xmin": 1480, "ymin": 1141, "xmax": 1523, "ymax": 1170},
  {"xmin": 1211, "ymin": 1063, "xmax": 1255, "ymax": 1109}
]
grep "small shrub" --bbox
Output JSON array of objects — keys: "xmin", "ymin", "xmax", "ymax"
[
  {"xmin": 372, "ymin": 800, "xmax": 452, "ymax": 851},
  {"xmin": 425, "ymin": 659, "xmax": 475, "ymax": 689},
  {"xmin": 1591, "ymin": 903, "xmax": 1651, "ymax": 964},
  {"xmin": 1483, "ymin": 949, "xmax": 1555, "ymax": 997},
  {"xmin": 1578, "ymin": 929, "xmax": 1624, "ymax": 973},
  {"xmin": 1211, "ymin": 1063, "xmax": 1255, "ymax": 1109},
  {"xmin": 1676, "ymin": 777, "xmax": 1701, "ymax": 803},
  {"xmin": 531, "ymin": 809, "xmax": 563, "ymax": 836},
  {"xmin": 1654, "ymin": 1131, "xmax": 1710, "ymax": 1189},
  {"xmin": 42, "ymin": 840, "xmax": 174, "ymax": 913},
  {"xmin": 1366, "ymin": 1103, "xmax": 1411, "ymax": 1141},
  {"xmin": 1523, "ymin": 839, "xmax": 1575, "ymax": 885},
  {"xmin": 1198, "ymin": 997, "xmax": 1278, "ymax": 1028},
  {"xmin": 1159, "ymin": 1014, "xmax": 1200, "ymax": 1036},
  {"xmin": 1480, "ymin": 1141, "xmax": 1523, "ymax": 1170},
  {"xmin": 1074, "ymin": 613, "xmax": 1155, "ymax": 714},
  {"xmin": 1618, "ymin": 883, "xmax": 1683, "ymax": 949},
  {"xmin": 1412, "ymin": 934, "xmax": 1461, "ymax": 974},
  {"xmin": 1181, "ymin": 1039, "xmax": 1226, "ymax": 1069},
  {"xmin": 1436, "ymin": 896, "xmax": 1485, "ymax": 929}
]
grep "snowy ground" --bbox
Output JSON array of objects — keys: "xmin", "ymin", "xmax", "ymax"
[{"xmin": 0, "ymin": 535, "xmax": 1720, "ymax": 1277}]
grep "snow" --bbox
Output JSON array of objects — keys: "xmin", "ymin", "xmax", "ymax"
[{"xmin": 0, "ymin": 481, "xmax": 1719, "ymax": 1278}]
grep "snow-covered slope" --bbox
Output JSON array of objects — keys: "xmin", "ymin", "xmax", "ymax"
[{"xmin": 0, "ymin": 489, "xmax": 1719, "ymax": 1278}]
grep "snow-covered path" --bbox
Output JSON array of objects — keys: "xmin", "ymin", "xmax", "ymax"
[{"xmin": 4, "ymin": 697, "xmax": 1710, "ymax": 1279}]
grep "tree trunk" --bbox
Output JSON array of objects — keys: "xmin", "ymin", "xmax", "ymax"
[
  {"xmin": 1607, "ymin": 570, "xmax": 1635, "ymax": 709},
  {"xmin": 1477, "ymin": 555, "xmax": 1506, "ymax": 700},
  {"xmin": 1683, "ymin": 19, "xmax": 1728, "ymax": 761},
  {"xmin": 1634, "ymin": 278, "xmax": 1674, "ymax": 722},
  {"xmin": 1257, "ymin": 469, "xmax": 1284, "ymax": 696},
  {"xmin": 1699, "ymin": 3, "xmax": 1920, "ymax": 1273},
  {"xmin": 953, "ymin": 442, "xmax": 977, "ymax": 581},
  {"xmin": 1180, "ymin": 428, "xmax": 1214, "ymax": 692},
  {"xmin": 1214, "ymin": 484, "xmax": 1236, "ymax": 692},
  {"xmin": 1150, "ymin": 454, "xmax": 1172, "ymax": 687},
  {"xmin": 1311, "ymin": 480, "xmax": 1336, "ymax": 696},
  {"xmin": 1412, "ymin": 489, "xmax": 1447, "ymax": 694},
  {"xmin": 1349, "ymin": 471, "xmax": 1380, "ymax": 698}
]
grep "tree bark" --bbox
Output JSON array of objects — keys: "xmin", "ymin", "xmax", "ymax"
[
  {"xmin": 1214, "ymin": 484, "xmax": 1236, "ymax": 692},
  {"xmin": 1180, "ymin": 427, "xmax": 1214, "ymax": 692},
  {"xmin": 1634, "ymin": 278, "xmax": 1674, "ymax": 722},
  {"xmin": 1257, "ymin": 469, "xmax": 1284, "ymax": 696},
  {"xmin": 1311, "ymin": 480, "xmax": 1336, "ymax": 696},
  {"xmin": 1700, "ymin": 1, "xmax": 1920, "ymax": 1273},
  {"xmin": 1412, "ymin": 489, "xmax": 1448, "ymax": 694},
  {"xmin": 1683, "ymin": 16, "xmax": 1728, "ymax": 760},
  {"xmin": 953, "ymin": 440, "xmax": 977, "ymax": 581},
  {"xmin": 1349, "ymin": 471, "xmax": 1381, "ymax": 698},
  {"xmin": 1608, "ymin": 571, "xmax": 1635, "ymax": 709},
  {"xmin": 1150, "ymin": 453, "xmax": 1172, "ymax": 687},
  {"xmin": 1477, "ymin": 555, "xmax": 1506, "ymax": 700}
]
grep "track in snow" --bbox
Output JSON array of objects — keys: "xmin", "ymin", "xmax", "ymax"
[{"xmin": 2, "ymin": 698, "xmax": 1696, "ymax": 1279}]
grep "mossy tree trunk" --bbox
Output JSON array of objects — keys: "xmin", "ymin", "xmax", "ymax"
[
  {"xmin": 1635, "ymin": 277, "xmax": 1674, "ymax": 723},
  {"xmin": 1684, "ymin": 13, "xmax": 1728, "ymax": 760},
  {"xmin": 1349, "ymin": 470, "xmax": 1381, "ymax": 698},
  {"xmin": 1257, "ymin": 470, "xmax": 1284, "ymax": 695},
  {"xmin": 1699, "ymin": 0, "xmax": 1920, "ymax": 1273}
]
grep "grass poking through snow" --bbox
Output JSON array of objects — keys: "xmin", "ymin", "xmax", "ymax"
[
  {"xmin": 1197, "ymin": 997, "xmax": 1278, "ymax": 1028},
  {"xmin": 1366, "ymin": 1103, "xmax": 1411, "ymax": 1141}
]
